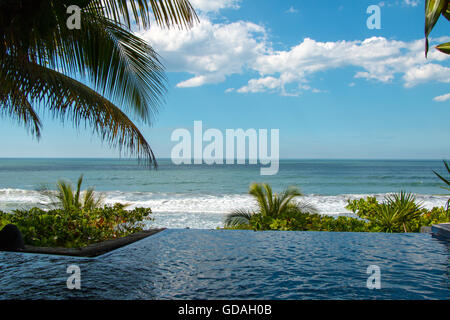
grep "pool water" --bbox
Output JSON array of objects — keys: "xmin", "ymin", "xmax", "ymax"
[{"xmin": 0, "ymin": 230, "xmax": 448, "ymax": 300}]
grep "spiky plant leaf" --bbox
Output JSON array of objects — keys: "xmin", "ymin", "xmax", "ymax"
[
  {"xmin": 436, "ymin": 42, "xmax": 450, "ymax": 54},
  {"xmin": 425, "ymin": 0, "xmax": 447, "ymax": 57}
]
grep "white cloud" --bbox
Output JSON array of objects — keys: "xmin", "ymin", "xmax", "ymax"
[
  {"xmin": 403, "ymin": 64, "xmax": 450, "ymax": 87},
  {"xmin": 189, "ymin": 0, "xmax": 240, "ymax": 13},
  {"xmin": 138, "ymin": 12, "xmax": 450, "ymax": 95},
  {"xmin": 286, "ymin": 6, "xmax": 299, "ymax": 14},
  {"xmin": 404, "ymin": 0, "xmax": 420, "ymax": 7},
  {"xmin": 138, "ymin": 16, "xmax": 267, "ymax": 88},
  {"xmin": 237, "ymin": 77, "xmax": 281, "ymax": 93},
  {"xmin": 433, "ymin": 93, "xmax": 450, "ymax": 102},
  {"xmin": 242, "ymin": 36, "xmax": 450, "ymax": 94}
]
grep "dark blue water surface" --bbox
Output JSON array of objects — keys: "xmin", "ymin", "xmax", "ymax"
[{"xmin": 0, "ymin": 230, "xmax": 448, "ymax": 300}]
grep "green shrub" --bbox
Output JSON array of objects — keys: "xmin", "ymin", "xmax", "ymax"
[
  {"xmin": 1, "ymin": 204, "xmax": 152, "ymax": 248},
  {"xmin": 346, "ymin": 193, "xmax": 449, "ymax": 233},
  {"xmin": 243, "ymin": 210, "xmax": 370, "ymax": 232},
  {"xmin": 0, "ymin": 210, "xmax": 11, "ymax": 230}
]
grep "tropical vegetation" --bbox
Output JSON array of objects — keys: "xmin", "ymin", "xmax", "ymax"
[
  {"xmin": 346, "ymin": 193, "xmax": 448, "ymax": 233},
  {"xmin": 225, "ymin": 183, "xmax": 449, "ymax": 233},
  {"xmin": 224, "ymin": 183, "xmax": 369, "ymax": 232},
  {"xmin": 425, "ymin": 0, "xmax": 450, "ymax": 56},
  {"xmin": 0, "ymin": 0, "xmax": 198, "ymax": 166},
  {"xmin": 0, "ymin": 176, "xmax": 152, "ymax": 248},
  {"xmin": 0, "ymin": 205, "xmax": 152, "ymax": 248}
]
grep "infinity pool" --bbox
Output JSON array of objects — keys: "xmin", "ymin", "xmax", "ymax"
[{"xmin": 0, "ymin": 230, "xmax": 448, "ymax": 299}]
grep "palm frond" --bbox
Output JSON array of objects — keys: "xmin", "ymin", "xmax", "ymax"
[
  {"xmin": 88, "ymin": 0, "xmax": 199, "ymax": 29},
  {"xmin": 1, "ymin": 55, "xmax": 157, "ymax": 166},
  {"xmin": 433, "ymin": 160, "xmax": 450, "ymax": 186},
  {"xmin": 292, "ymin": 201, "xmax": 318, "ymax": 215},
  {"xmin": 224, "ymin": 209, "xmax": 254, "ymax": 228},
  {"xmin": 53, "ymin": 13, "xmax": 167, "ymax": 122},
  {"xmin": 0, "ymin": 80, "xmax": 42, "ymax": 139},
  {"xmin": 82, "ymin": 187, "xmax": 105, "ymax": 210},
  {"xmin": 278, "ymin": 186, "xmax": 303, "ymax": 214},
  {"xmin": 249, "ymin": 183, "xmax": 270, "ymax": 216},
  {"xmin": 0, "ymin": 0, "xmax": 199, "ymax": 166}
]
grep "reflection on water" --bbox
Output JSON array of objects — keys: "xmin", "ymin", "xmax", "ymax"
[{"xmin": 0, "ymin": 230, "xmax": 448, "ymax": 300}]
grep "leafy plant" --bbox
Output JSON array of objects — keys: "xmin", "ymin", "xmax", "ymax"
[
  {"xmin": 38, "ymin": 175, "xmax": 105, "ymax": 211},
  {"xmin": 2, "ymin": 204, "xmax": 152, "ymax": 248},
  {"xmin": 346, "ymin": 192, "xmax": 449, "ymax": 233},
  {"xmin": 384, "ymin": 192, "xmax": 424, "ymax": 232},
  {"xmin": 224, "ymin": 183, "xmax": 317, "ymax": 228},
  {"xmin": 0, "ymin": 1, "xmax": 198, "ymax": 166},
  {"xmin": 425, "ymin": 0, "xmax": 450, "ymax": 57},
  {"xmin": 433, "ymin": 160, "xmax": 450, "ymax": 211}
]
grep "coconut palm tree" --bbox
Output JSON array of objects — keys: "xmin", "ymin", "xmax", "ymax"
[
  {"xmin": 0, "ymin": 0, "xmax": 198, "ymax": 167},
  {"xmin": 224, "ymin": 183, "xmax": 317, "ymax": 228}
]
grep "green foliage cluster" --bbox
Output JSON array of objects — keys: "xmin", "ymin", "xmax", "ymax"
[
  {"xmin": 224, "ymin": 183, "xmax": 369, "ymax": 232},
  {"xmin": 225, "ymin": 183, "xmax": 449, "ymax": 233},
  {"xmin": 346, "ymin": 194, "xmax": 449, "ymax": 233},
  {"xmin": 0, "ymin": 204, "xmax": 152, "ymax": 248},
  {"xmin": 235, "ymin": 211, "xmax": 370, "ymax": 232}
]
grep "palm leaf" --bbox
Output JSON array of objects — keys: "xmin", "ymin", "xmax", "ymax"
[
  {"xmin": 1, "ymin": 55, "xmax": 157, "ymax": 166},
  {"xmin": 433, "ymin": 160, "xmax": 450, "ymax": 184},
  {"xmin": 436, "ymin": 42, "xmax": 450, "ymax": 54},
  {"xmin": 0, "ymin": 1, "xmax": 198, "ymax": 166},
  {"xmin": 249, "ymin": 183, "xmax": 270, "ymax": 216},
  {"xmin": 425, "ymin": 0, "xmax": 447, "ymax": 57},
  {"xmin": 224, "ymin": 209, "xmax": 254, "ymax": 228},
  {"xmin": 0, "ymin": 82, "xmax": 42, "ymax": 138},
  {"xmin": 89, "ymin": 0, "xmax": 198, "ymax": 29},
  {"xmin": 278, "ymin": 186, "xmax": 303, "ymax": 215}
]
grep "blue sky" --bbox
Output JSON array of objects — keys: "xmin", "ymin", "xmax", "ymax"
[{"xmin": 0, "ymin": 0, "xmax": 449, "ymax": 159}]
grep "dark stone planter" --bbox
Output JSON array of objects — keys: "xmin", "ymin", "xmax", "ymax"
[
  {"xmin": 0, "ymin": 224, "xmax": 25, "ymax": 251},
  {"xmin": 8, "ymin": 228, "xmax": 166, "ymax": 258}
]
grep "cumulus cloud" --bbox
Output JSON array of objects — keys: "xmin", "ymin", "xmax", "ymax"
[
  {"xmin": 241, "ymin": 37, "xmax": 450, "ymax": 94},
  {"xmin": 433, "ymin": 93, "xmax": 450, "ymax": 102},
  {"xmin": 138, "ymin": 11, "xmax": 450, "ymax": 95},
  {"xmin": 137, "ymin": 16, "xmax": 267, "ymax": 88}
]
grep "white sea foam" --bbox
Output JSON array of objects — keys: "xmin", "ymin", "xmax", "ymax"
[{"xmin": 0, "ymin": 188, "xmax": 447, "ymax": 229}]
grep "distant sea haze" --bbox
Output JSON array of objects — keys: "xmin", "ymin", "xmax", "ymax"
[{"xmin": 0, "ymin": 159, "xmax": 448, "ymax": 229}]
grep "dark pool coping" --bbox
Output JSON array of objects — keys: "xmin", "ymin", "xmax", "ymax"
[
  {"xmin": 5, "ymin": 229, "xmax": 166, "ymax": 258},
  {"xmin": 431, "ymin": 223, "xmax": 450, "ymax": 241}
]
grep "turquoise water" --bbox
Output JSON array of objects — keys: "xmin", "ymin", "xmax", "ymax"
[
  {"xmin": 0, "ymin": 159, "xmax": 448, "ymax": 228},
  {"xmin": 0, "ymin": 229, "xmax": 448, "ymax": 300}
]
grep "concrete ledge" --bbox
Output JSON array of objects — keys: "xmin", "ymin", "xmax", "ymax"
[
  {"xmin": 8, "ymin": 229, "xmax": 165, "ymax": 258},
  {"xmin": 431, "ymin": 223, "xmax": 450, "ymax": 241}
]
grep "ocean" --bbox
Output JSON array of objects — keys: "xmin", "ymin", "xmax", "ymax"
[{"xmin": 0, "ymin": 158, "xmax": 448, "ymax": 229}]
